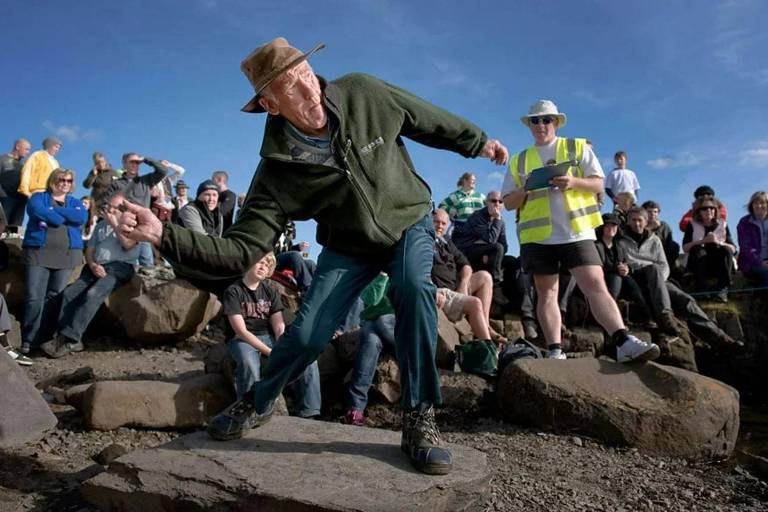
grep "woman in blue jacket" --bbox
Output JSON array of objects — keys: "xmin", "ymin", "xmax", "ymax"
[{"xmin": 20, "ymin": 168, "xmax": 87, "ymax": 354}]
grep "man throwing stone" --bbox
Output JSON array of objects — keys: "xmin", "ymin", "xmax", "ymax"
[
  {"xmin": 502, "ymin": 99, "xmax": 658, "ymax": 362},
  {"xmin": 118, "ymin": 37, "xmax": 508, "ymax": 475}
]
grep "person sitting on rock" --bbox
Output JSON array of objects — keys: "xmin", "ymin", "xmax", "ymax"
[
  {"xmin": 452, "ymin": 190, "xmax": 508, "ymax": 284},
  {"xmin": 274, "ymin": 220, "xmax": 316, "ymax": 294},
  {"xmin": 342, "ymin": 272, "xmax": 395, "ymax": 427},
  {"xmin": 682, "ymin": 197, "xmax": 736, "ymax": 303},
  {"xmin": 737, "ymin": 190, "xmax": 768, "ymax": 288},
  {"xmin": 41, "ymin": 191, "xmax": 140, "ymax": 358},
  {"xmin": 642, "ymin": 200, "xmax": 680, "ymax": 278},
  {"xmin": 433, "ymin": 208, "xmax": 506, "ymax": 344},
  {"xmin": 176, "ymin": 180, "xmax": 223, "ymax": 237},
  {"xmin": 612, "ymin": 191, "xmax": 636, "ymax": 228},
  {"xmin": 222, "ymin": 252, "xmax": 321, "ymax": 418},
  {"xmin": 595, "ymin": 213, "xmax": 655, "ymax": 329},
  {"xmin": 619, "ymin": 207, "xmax": 742, "ymax": 350},
  {"xmin": 679, "ymin": 185, "xmax": 727, "ymax": 232}
]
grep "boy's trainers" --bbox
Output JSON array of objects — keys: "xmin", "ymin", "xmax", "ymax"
[
  {"xmin": 342, "ymin": 408, "xmax": 365, "ymax": 427},
  {"xmin": 616, "ymin": 335, "xmax": 661, "ymax": 363},
  {"xmin": 4, "ymin": 346, "xmax": 33, "ymax": 366},
  {"xmin": 546, "ymin": 347, "xmax": 566, "ymax": 360}
]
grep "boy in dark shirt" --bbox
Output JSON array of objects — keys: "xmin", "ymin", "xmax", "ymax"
[{"xmin": 222, "ymin": 252, "xmax": 320, "ymax": 418}]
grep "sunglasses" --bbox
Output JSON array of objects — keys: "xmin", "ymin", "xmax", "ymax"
[
  {"xmin": 701, "ymin": 206, "xmax": 717, "ymax": 211},
  {"xmin": 529, "ymin": 116, "xmax": 555, "ymax": 125},
  {"xmin": 59, "ymin": 178, "xmax": 73, "ymax": 183},
  {"xmin": 488, "ymin": 199, "xmax": 503, "ymax": 204}
]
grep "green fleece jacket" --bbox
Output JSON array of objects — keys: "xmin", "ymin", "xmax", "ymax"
[{"xmin": 161, "ymin": 73, "xmax": 487, "ymax": 279}]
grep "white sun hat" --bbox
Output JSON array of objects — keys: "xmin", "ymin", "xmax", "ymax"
[{"xmin": 520, "ymin": 99, "xmax": 567, "ymax": 128}]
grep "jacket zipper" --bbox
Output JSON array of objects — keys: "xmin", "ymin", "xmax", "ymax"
[{"xmin": 337, "ymin": 138, "xmax": 398, "ymax": 244}]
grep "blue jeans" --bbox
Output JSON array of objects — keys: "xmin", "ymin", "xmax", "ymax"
[
  {"xmin": 58, "ymin": 262, "xmax": 136, "ymax": 342},
  {"xmin": 22, "ymin": 265, "xmax": 73, "ymax": 347},
  {"xmin": 252, "ymin": 214, "xmax": 439, "ymax": 412},
  {"xmin": 347, "ymin": 314, "xmax": 396, "ymax": 411},
  {"xmin": 138, "ymin": 242, "xmax": 154, "ymax": 267},
  {"xmin": 228, "ymin": 335, "xmax": 321, "ymax": 418}
]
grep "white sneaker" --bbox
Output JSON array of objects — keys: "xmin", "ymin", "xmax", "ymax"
[
  {"xmin": 546, "ymin": 348, "xmax": 567, "ymax": 360},
  {"xmin": 616, "ymin": 335, "xmax": 660, "ymax": 363},
  {"xmin": 4, "ymin": 346, "xmax": 33, "ymax": 366}
]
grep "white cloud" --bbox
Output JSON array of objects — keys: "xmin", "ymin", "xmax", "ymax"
[
  {"xmin": 738, "ymin": 139, "xmax": 768, "ymax": 167},
  {"xmin": 487, "ymin": 171, "xmax": 504, "ymax": 184},
  {"xmin": 42, "ymin": 120, "xmax": 100, "ymax": 143},
  {"xmin": 646, "ymin": 152, "xmax": 702, "ymax": 170}
]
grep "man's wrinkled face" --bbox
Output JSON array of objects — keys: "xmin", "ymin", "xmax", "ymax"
[
  {"xmin": 199, "ymin": 190, "xmax": 219, "ymax": 211},
  {"xmin": 260, "ymin": 61, "xmax": 327, "ymax": 137},
  {"xmin": 627, "ymin": 213, "xmax": 647, "ymax": 234},
  {"xmin": 433, "ymin": 211, "xmax": 450, "ymax": 237}
]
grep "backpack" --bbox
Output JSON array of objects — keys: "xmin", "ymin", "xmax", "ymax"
[
  {"xmin": 497, "ymin": 338, "xmax": 543, "ymax": 378},
  {"xmin": 455, "ymin": 340, "xmax": 499, "ymax": 380}
]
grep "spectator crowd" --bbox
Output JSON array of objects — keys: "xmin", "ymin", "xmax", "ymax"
[{"xmin": 1, "ymin": 35, "xmax": 765, "ymax": 478}]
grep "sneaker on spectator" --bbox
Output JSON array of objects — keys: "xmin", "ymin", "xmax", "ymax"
[
  {"xmin": 4, "ymin": 346, "xmax": 33, "ymax": 366},
  {"xmin": 18, "ymin": 342, "xmax": 31, "ymax": 355},
  {"xmin": 342, "ymin": 408, "xmax": 365, "ymax": 427},
  {"xmin": 546, "ymin": 347, "xmax": 567, "ymax": 360},
  {"xmin": 40, "ymin": 335, "xmax": 73, "ymax": 359},
  {"xmin": 67, "ymin": 340, "xmax": 85, "ymax": 352},
  {"xmin": 616, "ymin": 335, "xmax": 660, "ymax": 363}
]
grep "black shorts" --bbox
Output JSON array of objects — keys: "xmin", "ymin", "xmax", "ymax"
[{"xmin": 520, "ymin": 240, "xmax": 601, "ymax": 275}]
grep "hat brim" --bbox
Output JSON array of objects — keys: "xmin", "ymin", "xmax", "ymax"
[
  {"xmin": 241, "ymin": 42, "xmax": 326, "ymax": 114},
  {"xmin": 520, "ymin": 113, "xmax": 567, "ymax": 128}
]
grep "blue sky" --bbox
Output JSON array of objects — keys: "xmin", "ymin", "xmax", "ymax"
[{"xmin": 3, "ymin": 0, "xmax": 767, "ymax": 257}]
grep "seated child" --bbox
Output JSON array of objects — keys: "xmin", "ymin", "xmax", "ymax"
[{"xmin": 222, "ymin": 252, "xmax": 320, "ymax": 418}]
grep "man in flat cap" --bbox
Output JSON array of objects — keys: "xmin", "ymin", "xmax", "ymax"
[{"xmin": 119, "ymin": 37, "xmax": 508, "ymax": 475}]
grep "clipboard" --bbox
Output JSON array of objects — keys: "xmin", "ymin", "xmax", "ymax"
[{"xmin": 524, "ymin": 160, "xmax": 577, "ymax": 191}]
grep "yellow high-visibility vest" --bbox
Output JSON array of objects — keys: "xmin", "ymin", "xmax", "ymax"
[{"xmin": 509, "ymin": 137, "xmax": 602, "ymax": 244}]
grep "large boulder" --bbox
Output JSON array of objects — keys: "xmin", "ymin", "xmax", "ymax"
[
  {"xmin": 82, "ymin": 416, "xmax": 490, "ymax": 512},
  {"xmin": 0, "ymin": 349, "xmax": 58, "ymax": 447},
  {"xmin": 0, "ymin": 349, "xmax": 58, "ymax": 448},
  {"xmin": 498, "ymin": 358, "xmax": 739, "ymax": 460},
  {"xmin": 102, "ymin": 273, "xmax": 221, "ymax": 344},
  {"xmin": 80, "ymin": 374, "xmax": 235, "ymax": 430}
]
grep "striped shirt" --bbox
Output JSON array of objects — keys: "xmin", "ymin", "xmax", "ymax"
[{"xmin": 438, "ymin": 189, "xmax": 486, "ymax": 224}]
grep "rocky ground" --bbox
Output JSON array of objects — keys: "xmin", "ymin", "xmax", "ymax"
[{"xmin": 1, "ymin": 335, "xmax": 767, "ymax": 512}]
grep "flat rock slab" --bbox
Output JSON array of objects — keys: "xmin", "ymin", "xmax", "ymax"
[
  {"xmin": 0, "ymin": 350, "xmax": 57, "ymax": 448},
  {"xmin": 82, "ymin": 416, "xmax": 489, "ymax": 512}
]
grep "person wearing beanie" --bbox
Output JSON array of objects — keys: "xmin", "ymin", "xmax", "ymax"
[
  {"xmin": 678, "ymin": 184, "xmax": 728, "ymax": 232},
  {"xmin": 176, "ymin": 179, "xmax": 223, "ymax": 236},
  {"xmin": 17, "ymin": 137, "xmax": 62, "ymax": 197}
]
